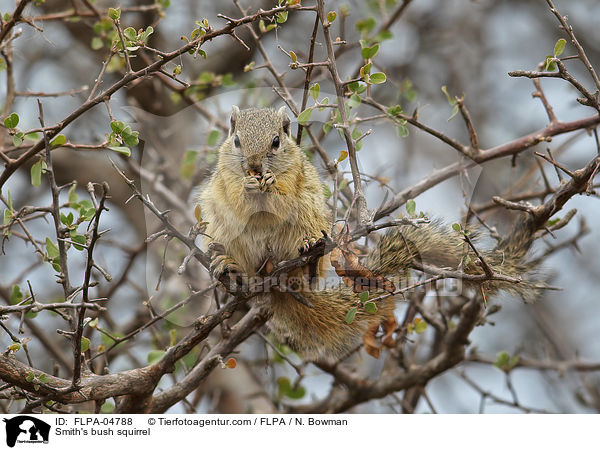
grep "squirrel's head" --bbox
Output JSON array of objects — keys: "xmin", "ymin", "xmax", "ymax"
[{"xmin": 226, "ymin": 106, "xmax": 294, "ymax": 176}]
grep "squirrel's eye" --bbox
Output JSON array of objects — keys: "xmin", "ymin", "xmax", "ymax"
[
  {"xmin": 234, "ymin": 136, "xmax": 241, "ymax": 148},
  {"xmin": 272, "ymin": 135, "xmax": 280, "ymax": 148}
]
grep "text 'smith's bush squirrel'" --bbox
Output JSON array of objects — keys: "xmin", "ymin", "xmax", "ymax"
[{"xmin": 198, "ymin": 107, "xmax": 538, "ymax": 359}]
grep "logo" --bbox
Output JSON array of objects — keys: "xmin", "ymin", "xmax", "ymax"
[{"xmin": 3, "ymin": 416, "xmax": 50, "ymax": 447}]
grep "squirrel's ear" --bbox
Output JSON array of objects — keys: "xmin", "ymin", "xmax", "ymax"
[
  {"xmin": 278, "ymin": 106, "xmax": 291, "ymax": 136},
  {"xmin": 229, "ymin": 105, "xmax": 240, "ymax": 136}
]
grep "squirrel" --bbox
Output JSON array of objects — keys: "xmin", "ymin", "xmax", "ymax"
[{"xmin": 197, "ymin": 106, "xmax": 539, "ymax": 359}]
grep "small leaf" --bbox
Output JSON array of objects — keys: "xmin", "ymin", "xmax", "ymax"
[
  {"xmin": 31, "ymin": 160, "xmax": 43, "ymax": 187},
  {"xmin": 297, "ymin": 107, "xmax": 313, "ymax": 125},
  {"xmin": 364, "ymin": 301, "xmax": 377, "ymax": 313},
  {"xmin": 80, "ymin": 336, "xmax": 90, "ymax": 353},
  {"xmin": 277, "ymin": 11, "xmax": 288, "ymax": 23},
  {"xmin": 327, "ymin": 11, "xmax": 337, "ymax": 23},
  {"xmin": 123, "ymin": 27, "xmax": 137, "ymax": 41},
  {"xmin": 91, "ymin": 37, "xmax": 103, "ymax": 50},
  {"xmin": 207, "ymin": 129, "xmax": 220, "ymax": 146},
  {"xmin": 544, "ymin": 55, "xmax": 557, "ymax": 72},
  {"xmin": 338, "ymin": 150, "xmax": 348, "ymax": 162},
  {"xmin": 108, "ymin": 146, "xmax": 131, "ymax": 156},
  {"xmin": 4, "ymin": 112, "xmax": 19, "ymax": 128},
  {"xmin": 397, "ymin": 124, "xmax": 409, "ymax": 137},
  {"xmin": 369, "ymin": 72, "xmax": 386, "ymax": 84},
  {"xmin": 147, "ymin": 350, "xmax": 165, "ymax": 364},
  {"xmin": 358, "ymin": 291, "xmax": 369, "ymax": 303},
  {"xmin": 8, "ymin": 343, "xmax": 21, "ymax": 352},
  {"xmin": 348, "ymin": 93, "xmax": 361, "ymax": 108},
  {"xmin": 553, "ymin": 38, "xmax": 566, "ymax": 57},
  {"xmin": 45, "ymin": 238, "xmax": 59, "ymax": 259},
  {"xmin": 50, "ymin": 134, "xmax": 66, "ymax": 149},
  {"xmin": 26, "ymin": 371, "xmax": 35, "ymax": 382},
  {"xmin": 225, "ymin": 357, "xmax": 237, "ymax": 369},
  {"xmin": 108, "ymin": 7, "xmax": 120, "ymax": 20},
  {"xmin": 38, "ymin": 373, "xmax": 49, "ymax": 383},
  {"xmin": 448, "ymin": 104, "xmax": 459, "ymax": 121},
  {"xmin": 345, "ymin": 307, "xmax": 357, "ymax": 324},
  {"xmin": 452, "ymin": 222, "xmax": 462, "ymax": 232},
  {"xmin": 494, "ymin": 351, "xmax": 510, "ymax": 369},
  {"xmin": 71, "ymin": 234, "xmax": 86, "ymax": 251},
  {"xmin": 310, "ymin": 83, "xmax": 320, "ymax": 100},
  {"xmin": 414, "ymin": 318, "xmax": 427, "ymax": 334},
  {"xmin": 110, "ymin": 120, "xmax": 125, "ymax": 133},
  {"xmin": 194, "ymin": 204, "xmax": 202, "ymax": 223},
  {"xmin": 406, "ymin": 199, "xmax": 416, "ymax": 216},
  {"xmin": 289, "ymin": 50, "xmax": 297, "ymax": 63},
  {"xmin": 10, "ymin": 285, "xmax": 23, "ymax": 304},
  {"xmin": 361, "ymin": 43, "xmax": 379, "ymax": 60}
]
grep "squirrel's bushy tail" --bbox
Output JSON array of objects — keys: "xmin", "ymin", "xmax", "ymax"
[
  {"xmin": 367, "ymin": 218, "xmax": 540, "ymax": 302},
  {"xmin": 269, "ymin": 218, "xmax": 540, "ymax": 359}
]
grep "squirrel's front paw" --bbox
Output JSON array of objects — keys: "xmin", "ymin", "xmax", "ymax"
[
  {"xmin": 260, "ymin": 170, "xmax": 276, "ymax": 191},
  {"xmin": 243, "ymin": 175, "xmax": 261, "ymax": 193},
  {"xmin": 208, "ymin": 242, "xmax": 244, "ymax": 281}
]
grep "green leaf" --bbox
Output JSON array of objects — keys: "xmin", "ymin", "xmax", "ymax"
[
  {"xmin": 108, "ymin": 7, "xmax": 120, "ymax": 20},
  {"xmin": 147, "ymin": 349, "xmax": 166, "ymax": 364},
  {"xmin": 4, "ymin": 112, "xmax": 19, "ymax": 129},
  {"xmin": 80, "ymin": 337, "xmax": 90, "ymax": 353},
  {"xmin": 30, "ymin": 160, "xmax": 43, "ymax": 187},
  {"xmin": 13, "ymin": 132, "xmax": 23, "ymax": 147},
  {"xmin": 358, "ymin": 291, "xmax": 369, "ymax": 303},
  {"xmin": 553, "ymin": 38, "xmax": 566, "ymax": 57},
  {"xmin": 71, "ymin": 234, "xmax": 86, "ymax": 251},
  {"xmin": 348, "ymin": 93, "xmax": 361, "ymax": 109},
  {"xmin": 180, "ymin": 150, "xmax": 198, "ymax": 180},
  {"xmin": 452, "ymin": 223, "xmax": 462, "ymax": 232},
  {"xmin": 277, "ymin": 11, "xmax": 288, "ymax": 23},
  {"xmin": 50, "ymin": 134, "xmax": 66, "ymax": 149},
  {"xmin": 387, "ymin": 105, "xmax": 403, "ymax": 116},
  {"xmin": 123, "ymin": 27, "xmax": 137, "ymax": 41},
  {"xmin": 289, "ymin": 50, "xmax": 297, "ymax": 63},
  {"xmin": 494, "ymin": 351, "xmax": 510, "ymax": 369},
  {"xmin": 38, "ymin": 373, "xmax": 49, "ymax": 383},
  {"xmin": 122, "ymin": 129, "xmax": 139, "ymax": 147},
  {"xmin": 3, "ymin": 209, "xmax": 11, "ymax": 226},
  {"xmin": 414, "ymin": 318, "xmax": 427, "ymax": 334},
  {"xmin": 8, "ymin": 343, "xmax": 21, "ymax": 352},
  {"xmin": 26, "ymin": 371, "xmax": 35, "ymax": 383},
  {"xmin": 10, "ymin": 285, "xmax": 23, "ymax": 304},
  {"xmin": 441, "ymin": 85, "xmax": 456, "ymax": 105},
  {"xmin": 397, "ymin": 124, "xmax": 409, "ymax": 137},
  {"xmin": 207, "ymin": 130, "xmax": 220, "ymax": 146},
  {"xmin": 46, "ymin": 238, "xmax": 59, "ymax": 259},
  {"xmin": 364, "ymin": 301, "xmax": 377, "ymax": 314},
  {"xmin": 361, "ymin": 43, "xmax": 379, "ymax": 60},
  {"xmin": 110, "ymin": 120, "xmax": 125, "ymax": 133},
  {"xmin": 24, "ymin": 132, "xmax": 39, "ymax": 141},
  {"xmin": 322, "ymin": 183, "xmax": 332, "ymax": 199},
  {"xmin": 370, "ymin": 72, "xmax": 386, "ymax": 84},
  {"xmin": 68, "ymin": 183, "xmax": 78, "ymax": 205},
  {"xmin": 60, "ymin": 212, "xmax": 74, "ymax": 226},
  {"xmin": 345, "ymin": 307, "xmax": 357, "ymax": 324},
  {"xmin": 544, "ymin": 55, "xmax": 557, "ymax": 72},
  {"xmin": 108, "ymin": 146, "xmax": 131, "ymax": 156},
  {"xmin": 448, "ymin": 104, "xmax": 459, "ymax": 121},
  {"xmin": 327, "ymin": 11, "xmax": 337, "ymax": 23},
  {"xmin": 297, "ymin": 107, "xmax": 313, "ymax": 125},
  {"xmin": 91, "ymin": 37, "xmax": 103, "ymax": 50},
  {"xmin": 310, "ymin": 82, "xmax": 320, "ymax": 100},
  {"xmin": 338, "ymin": 150, "xmax": 348, "ymax": 162},
  {"xmin": 406, "ymin": 199, "xmax": 416, "ymax": 216}
]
